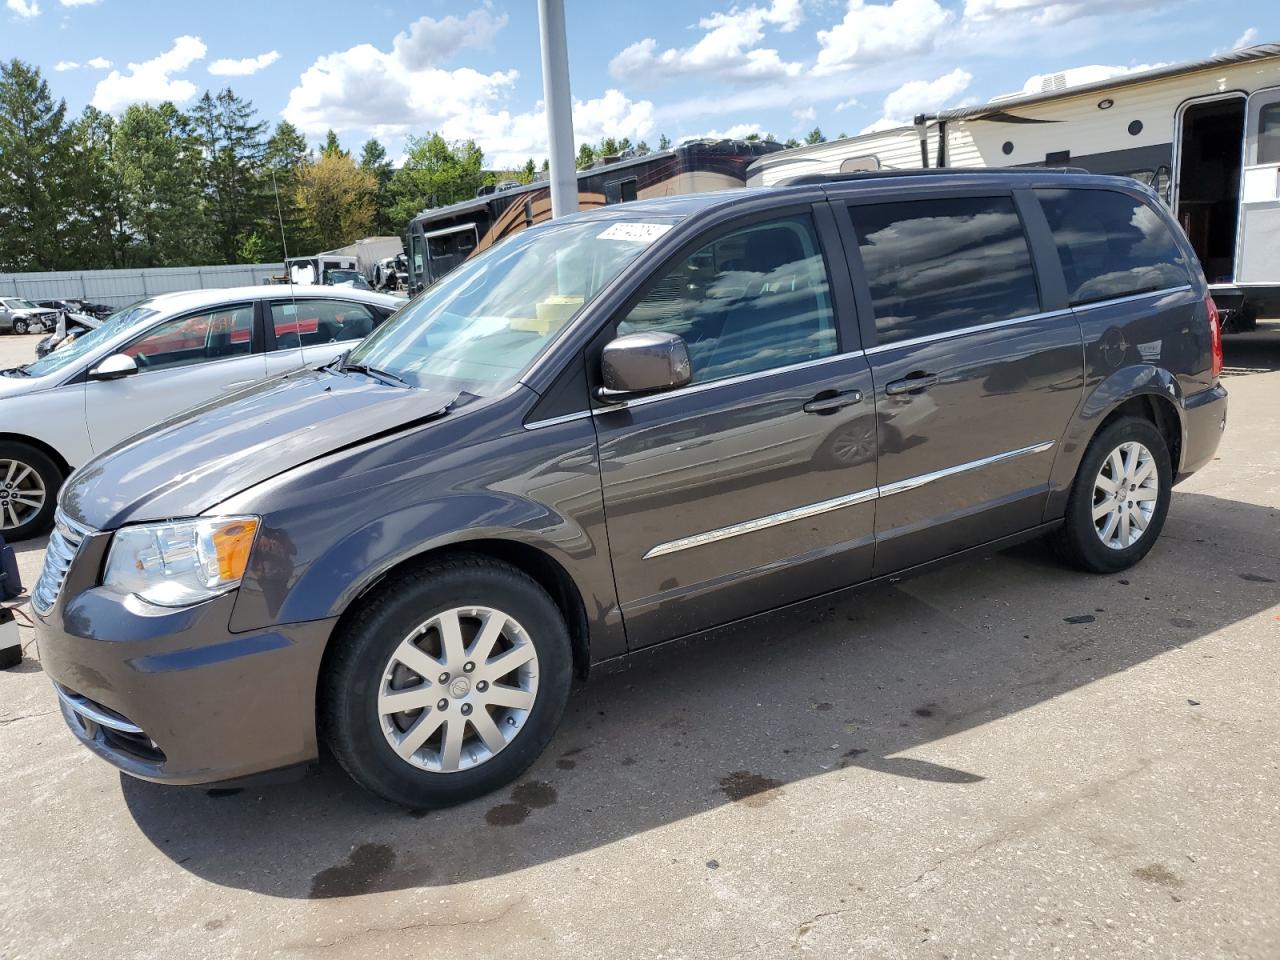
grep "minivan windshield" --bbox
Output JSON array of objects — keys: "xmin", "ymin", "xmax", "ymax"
[
  {"xmin": 22, "ymin": 301, "xmax": 160, "ymax": 378},
  {"xmin": 346, "ymin": 216, "xmax": 676, "ymax": 395}
]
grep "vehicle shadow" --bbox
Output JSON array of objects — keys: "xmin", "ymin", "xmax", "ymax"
[
  {"xmin": 119, "ymin": 490, "xmax": 1279, "ymax": 899},
  {"xmin": 1222, "ymin": 319, "xmax": 1280, "ymax": 375}
]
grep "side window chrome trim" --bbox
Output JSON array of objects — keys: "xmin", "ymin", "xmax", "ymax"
[
  {"xmin": 643, "ymin": 440, "xmax": 1055, "ymax": 559},
  {"xmin": 524, "ymin": 410, "xmax": 593, "ymax": 430},
  {"xmin": 864, "ymin": 308, "xmax": 1072, "ymax": 355},
  {"xmin": 1068, "ymin": 284, "xmax": 1193, "ymax": 313}
]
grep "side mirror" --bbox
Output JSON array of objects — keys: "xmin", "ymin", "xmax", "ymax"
[
  {"xmin": 88, "ymin": 353, "xmax": 139, "ymax": 381},
  {"xmin": 597, "ymin": 331, "xmax": 692, "ymax": 402}
]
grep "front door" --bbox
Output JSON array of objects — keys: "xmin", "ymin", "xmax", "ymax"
[
  {"xmin": 84, "ymin": 302, "xmax": 265, "ymax": 453},
  {"xmin": 1237, "ymin": 86, "xmax": 1280, "ymax": 285},
  {"xmin": 840, "ymin": 190, "xmax": 1084, "ymax": 575},
  {"xmin": 593, "ymin": 211, "xmax": 879, "ymax": 648}
]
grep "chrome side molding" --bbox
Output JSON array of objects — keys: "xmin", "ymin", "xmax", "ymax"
[{"xmin": 643, "ymin": 440, "xmax": 1055, "ymax": 559}]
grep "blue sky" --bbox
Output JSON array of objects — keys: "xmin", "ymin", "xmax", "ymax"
[{"xmin": 2, "ymin": 0, "xmax": 1274, "ymax": 167}]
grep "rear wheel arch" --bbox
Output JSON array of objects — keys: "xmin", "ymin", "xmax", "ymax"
[{"xmin": 1097, "ymin": 393, "xmax": 1183, "ymax": 474}]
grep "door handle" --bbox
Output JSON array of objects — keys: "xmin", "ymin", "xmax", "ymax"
[
  {"xmin": 803, "ymin": 388, "xmax": 863, "ymax": 414},
  {"xmin": 885, "ymin": 372, "xmax": 939, "ymax": 396}
]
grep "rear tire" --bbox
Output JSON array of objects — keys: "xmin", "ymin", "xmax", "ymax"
[
  {"xmin": 1051, "ymin": 416, "xmax": 1172, "ymax": 573},
  {"xmin": 0, "ymin": 442, "xmax": 61, "ymax": 541},
  {"xmin": 320, "ymin": 555, "xmax": 573, "ymax": 809}
]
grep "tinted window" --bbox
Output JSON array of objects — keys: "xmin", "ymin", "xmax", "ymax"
[
  {"xmin": 1259, "ymin": 103, "xmax": 1280, "ymax": 164},
  {"xmin": 271, "ymin": 299, "xmax": 377, "ymax": 349},
  {"xmin": 122, "ymin": 304, "xmax": 253, "ymax": 372},
  {"xmin": 1037, "ymin": 188, "xmax": 1190, "ymax": 305},
  {"xmin": 846, "ymin": 196, "xmax": 1040, "ymax": 347},
  {"xmin": 617, "ymin": 215, "xmax": 837, "ymax": 384}
]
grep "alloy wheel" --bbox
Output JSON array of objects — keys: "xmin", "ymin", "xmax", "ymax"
[
  {"xmin": 377, "ymin": 606, "xmax": 540, "ymax": 773},
  {"xmin": 0, "ymin": 458, "xmax": 47, "ymax": 531},
  {"xmin": 1091, "ymin": 441, "xmax": 1158, "ymax": 550}
]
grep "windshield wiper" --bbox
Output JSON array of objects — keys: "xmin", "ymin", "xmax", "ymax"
[
  {"xmin": 0, "ymin": 366, "xmax": 31, "ymax": 377},
  {"xmin": 341, "ymin": 361, "xmax": 409, "ymax": 388}
]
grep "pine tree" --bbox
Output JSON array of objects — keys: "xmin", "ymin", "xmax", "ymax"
[
  {"xmin": 805, "ymin": 126, "xmax": 826, "ymax": 145},
  {"xmin": 191, "ymin": 88, "xmax": 268, "ymax": 263},
  {"xmin": 64, "ymin": 106, "xmax": 126, "ymax": 268},
  {"xmin": 359, "ymin": 138, "xmax": 395, "ymax": 234},
  {"xmin": 576, "ymin": 142, "xmax": 596, "ymax": 168},
  {"xmin": 321, "ymin": 129, "xmax": 346, "ymax": 158},
  {"xmin": 264, "ymin": 120, "xmax": 310, "ymax": 258},
  {"xmin": 658, "ymin": 134, "xmax": 672, "ymax": 150},
  {"xmin": 112, "ymin": 102, "xmax": 210, "ymax": 266},
  {"xmin": 518, "ymin": 158, "xmax": 537, "ymax": 184},
  {"xmin": 0, "ymin": 59, "xmax": 76, "ymax": 271}
]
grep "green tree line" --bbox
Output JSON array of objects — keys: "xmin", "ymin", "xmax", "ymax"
[{"xmin": 0, "ymin": 59, "xmax": 529, "ymax": 272}]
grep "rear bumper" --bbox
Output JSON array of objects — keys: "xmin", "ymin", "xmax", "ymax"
[
  {"xmin": 35, "ymin": 588, "xmax": 335, "ymax": 785},
  {"xmin": 1178, "ymin": 383, "xmax": 1228, "ymax": 481}
]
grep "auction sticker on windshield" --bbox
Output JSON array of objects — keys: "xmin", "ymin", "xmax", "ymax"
[{"xmin": 597, "ymin": 222, "xmax": 673, "ymax": 243}]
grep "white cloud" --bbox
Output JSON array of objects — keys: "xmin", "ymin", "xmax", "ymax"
[
  {"xmin": 90, "ymin": 35, "xmax": 207, "ymax": 113},
  {"xmin": 610, "ymin": 0, "xmax": 804, "ymax": 86},
  {"xmin": 6, "ymin": 0, "xmax": 39, "ymax": 17},
  {"xmin": 208, "ymin": 50, "xmax": 280, "ymax": 76},
  {"xmin": 392, "ymin": 8, "xmax": 508, "ymax": 69},
  {"xmin": 1231, "ymin": 27, "xmax": 1258, "ymax": 50},
  {"xmin": 678, "ymin": 122, "xmax": 765, "ymax": 143},
  {"xmin": 860, "ymin": 68, "xmax": 973, "ymax": 130},
  {"xmin": 54, "ymin": 60, "xmax": 79, "ymax": 71},
  {"xmin": 816, "ymin": 0, "xmax": 953, "ymax": 74},
  {"xmin": 793, "ymin": 106, "xmax": 816, "ymax": 122},
  {"xmin": 835, "ymin": 98, "xmax": 860, "ymax": 111},
  {"xmin": 59, "ymin": 0, "xmax": 100, "ymax": 5},
  {"xmin": 282, "ymin": 12, "xmax": 653, "ymax": 169},
  {"xmin": 963, "ymin": 0, "xmax": 1164, "ymax": 25},
  {"xmin": 86, "ymin": 56, "xmax": 111, "ymax": 69}
]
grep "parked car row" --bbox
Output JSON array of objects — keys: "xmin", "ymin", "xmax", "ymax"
[
  {"xmin": 25, "ymin": 169, "xmax": 1226, "ymax": 811},
  {"xmin": 0, "ymin": 284, "xmax": 401, "ymax": 539}
]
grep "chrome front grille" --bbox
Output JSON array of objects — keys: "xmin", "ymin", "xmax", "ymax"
[{"xmin": 31, "ymin": 509, "xmax": 93, "ymax": 616}]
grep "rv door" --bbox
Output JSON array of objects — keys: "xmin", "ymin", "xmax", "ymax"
[{"xmin": 1237, "ymin": 87, "xmax": 1280, "ymax": 285}]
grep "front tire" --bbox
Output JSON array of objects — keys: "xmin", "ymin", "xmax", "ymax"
[
  {"xmin": 1052, "ymin": 416, "xmax": 1172, "ymax": 573},
  {"xmin": 0, "ymin": 442, "xmax": 61, "ymax": 541},
  {"xmin": 12, "ymin": 318, "xmax": 28, "ymax": 335},
  {"xmin": 320, "ymin": 556, "xmax": 573, "ymax": 809}
]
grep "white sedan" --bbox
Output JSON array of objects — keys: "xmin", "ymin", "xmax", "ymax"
[{"xmin": 0, "ymin": 285, "xmax": 402, "ymax": 540}]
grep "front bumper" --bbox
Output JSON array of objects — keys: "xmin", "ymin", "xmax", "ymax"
[
  {"xmin": 35, "ymin": 555, "xmax": 337, "ymax": 784},
  {"xmin": 1178, "ymin": 383, "xmax": 1228, "ymax": 480}
]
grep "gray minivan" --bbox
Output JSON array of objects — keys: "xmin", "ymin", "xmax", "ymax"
[{"xmin": 34, "ymin": 170, "xmax": 1227, "ymax": 808}]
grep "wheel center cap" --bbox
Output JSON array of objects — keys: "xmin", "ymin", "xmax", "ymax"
[{"xmin": 448, "ymin": 677, "xmax": 471, "ymax": 699}]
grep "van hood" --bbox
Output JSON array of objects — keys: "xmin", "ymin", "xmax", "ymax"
[{"xmin": 61, "ymin": 368, "xmax": 457, "ymax": 531}]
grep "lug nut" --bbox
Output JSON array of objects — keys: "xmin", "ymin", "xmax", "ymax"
[
  {"xmin": 461, "ymin": 704, "xmax": 473, "ymax": 716},
  {"xmin": 438, "ymin": 672, "xmax": 450, "ymax": 683},
  {"xmin": 437, "ymin": 699, "xmax": 448, "ymax": 710},
  {"xmin": 476, "ymin": 680, "xmax": 489, "ymax": 692},
  {"xmin": 463, "ymin": 662, "xmax": 475, "ymax": 673}
]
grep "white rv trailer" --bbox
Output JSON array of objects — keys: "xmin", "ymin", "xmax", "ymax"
[{"xmin": 748, "ymin": 43, "xmax": 1280, "ymax": 330}]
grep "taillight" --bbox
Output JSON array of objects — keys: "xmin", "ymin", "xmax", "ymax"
[{"xmin": 1206, "ymin": 296, "xmax": 1223, "ymax": 379}]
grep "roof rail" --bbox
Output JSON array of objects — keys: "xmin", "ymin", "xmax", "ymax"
[{"xmin": 775, "ymin": 166, "xmax": 1090, "ymax": 187}]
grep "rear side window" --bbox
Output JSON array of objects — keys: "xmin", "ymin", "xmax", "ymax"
[
  {"xmin": 271, "ymin": 299, "xmax": 377, "ymax": 349},
  {"xmin": 1258, "ymin": 103, "xmax": 1280, "ymax": 164},
  {"xmin": 846, "ymin": 196, "xmax": 1041, "ymax": 347},
  {"xmin": 1036, "ymin": 188, "xmax": 1191, "ymax": 306}
]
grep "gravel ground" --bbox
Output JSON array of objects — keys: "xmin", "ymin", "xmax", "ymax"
[{"xmin": 1, "ymin": 327, "xmax": 1279, "ymax": 960}]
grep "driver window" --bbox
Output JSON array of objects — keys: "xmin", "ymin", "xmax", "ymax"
[
  {"xmin": 617, "ymin": 214, "xmax": 837, "ymax": 385},
  {"xmin": 122, "ymin": 304, "xmax": 253, "ymax": 372}
]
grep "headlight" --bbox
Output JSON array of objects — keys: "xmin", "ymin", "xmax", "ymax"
[{"xmin": 103, "ymin": 516, "xmax": 260, "ymax": 607}]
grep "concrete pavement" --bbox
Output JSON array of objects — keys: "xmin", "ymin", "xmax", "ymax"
[{"xmin": 1, "ymin": 329, "xmax": 1278, "ymax": 959}]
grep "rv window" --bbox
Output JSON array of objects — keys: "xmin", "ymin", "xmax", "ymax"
[
  {"xmin": 845, "ymin": 196, "xmax": 1040, "ymax": 347},
  {"xmin": 616, "ymin": 214, "xmax": 837, "ymax": 384},
  {"xmin": 1259, "ymin": 104, "xmax": 1280, "ymax": 164},
  {"xmin": 620, "ymin": 179, "xmax": 638, "ymax": 203},
  {"xmin": 1036, "ymin": 188, "xmax": 1191, "ymax": 306}
]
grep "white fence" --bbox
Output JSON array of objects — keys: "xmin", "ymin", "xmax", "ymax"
[{"xmin": 0, "ymin": 263, "xmax": 284, "ymax": 309}]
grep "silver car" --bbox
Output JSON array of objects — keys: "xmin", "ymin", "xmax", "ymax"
[{"xmin": 0, "ymin": 298, "xmax": 59, "ymax": 335}]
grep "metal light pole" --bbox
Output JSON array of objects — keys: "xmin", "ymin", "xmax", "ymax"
[{"xmin": 537, "ymin": 0, "xmax": 578, "ymax": 218}]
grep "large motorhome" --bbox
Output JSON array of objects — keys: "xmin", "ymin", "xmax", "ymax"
[
  {"xmin": 405, "ymin": 138, "xmax": 783, "ymax": 291},
  {"xmin": 747, "ymin": 43, "xmax": 1280, "ymax": 329}
]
